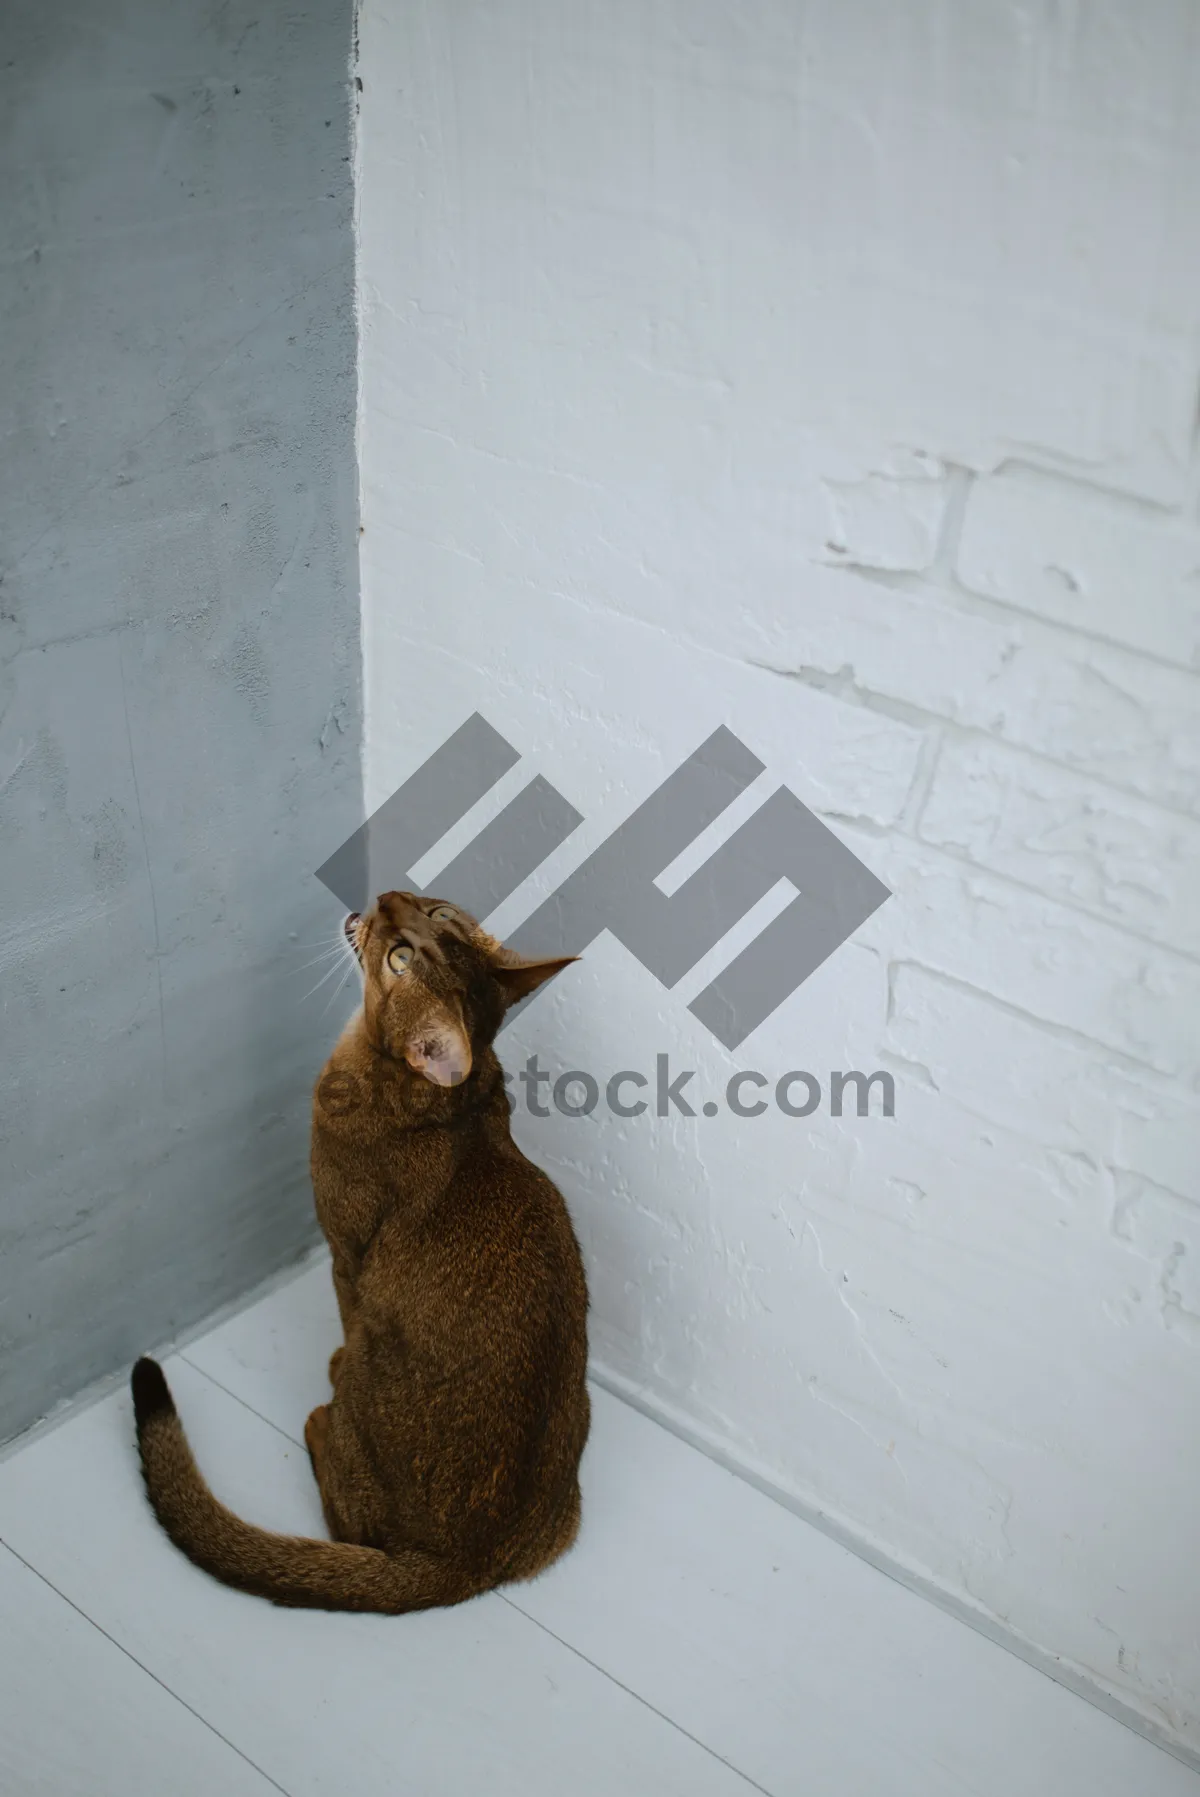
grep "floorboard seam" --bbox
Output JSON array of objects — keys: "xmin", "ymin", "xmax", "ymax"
[
  {"xmin": 176, "ymin": 1295, "xmax": 1200, "ymax": 1782},
  {"xmin": 497, "ymin": 1591, "xmax": 777, "ymax": 1797},
  {"xmin": 175, "ymin": 1354, "xmax": 311, "ymax": 1450},
  {"xmin": 587, "ymin": 1359, "xmax": 1200, "ymax": 1777},
  {"xmin": 0, "ymin": 1538, "xmax": 293, "ymax": 1797},
  {"xmin": 176, "ymin": 1358, "xmax": 777, "ymax": 1793}
]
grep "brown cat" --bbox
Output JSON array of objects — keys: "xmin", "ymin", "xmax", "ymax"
[{"xmin": 132, "ymin": 891, "xmax": 590, "ymax": 1612}]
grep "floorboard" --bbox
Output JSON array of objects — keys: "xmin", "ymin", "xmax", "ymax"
[
  {"xmin": 0, "ymin": 1259, "xmax": 1196, "ymax": 1797},
  {"xmin": 0, "ymin": 1542, "xmax": 281, "ymax": 1797},
  {"xmin": 187, "ymin": 1261, "xmax": 1200, "ymax": 1797},
  {"xmin": 0, "ymin": 1357, "xmax": 757, "ymax": 1797}
]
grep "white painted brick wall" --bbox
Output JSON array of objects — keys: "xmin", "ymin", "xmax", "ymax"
[
  {"xmin": 358, "ymin": 0, "xmax": 1200, "ymax": 1758},
  {"xmin": 917, "ymin": 735, "xmax": 1200, "ymax": 954},
  {"xmin": 957, "ymin": 467, "xmax": 1200, "ymax": 669}
]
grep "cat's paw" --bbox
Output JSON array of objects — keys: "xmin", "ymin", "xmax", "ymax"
[{"xmin": 305, "ymin": 1404, "xmax": 331, "ymax": 1475}]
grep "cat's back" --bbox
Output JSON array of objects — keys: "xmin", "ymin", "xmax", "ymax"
[
  {"xmin": 354, "ymin": 1122, "xmax": 586, "ymax": 1347},
  {"xmin": 429, "ymin": 1133, "xmax": 586, "ymax": 1332}
]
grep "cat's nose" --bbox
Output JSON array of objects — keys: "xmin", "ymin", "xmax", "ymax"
[{"xmin": 343, "ymin": 913, "xmax": 360, "ymax": 945}]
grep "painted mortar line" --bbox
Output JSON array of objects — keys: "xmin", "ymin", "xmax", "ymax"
[
  {"xmin": 377, "ymin": 585, "xmax": 1200, "ymax": 826},
  {"xmin": 891, "ymin": 829, "xmax": 1200, "ymax": 972}
]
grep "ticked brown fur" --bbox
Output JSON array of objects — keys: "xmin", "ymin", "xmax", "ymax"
[{"xmin": 132, "ymin": 892, "xmax": 590, "ymax": 1612}]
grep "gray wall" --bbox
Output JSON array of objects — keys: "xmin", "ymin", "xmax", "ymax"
[{"xmin": 0, "ymin": 0, "xmax": 360, "ymax": 1441}]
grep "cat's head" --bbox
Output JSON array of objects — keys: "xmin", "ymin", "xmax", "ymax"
[{"xmin": 345, "ymin": 891, "xmax": 576, "ymax": 1087}]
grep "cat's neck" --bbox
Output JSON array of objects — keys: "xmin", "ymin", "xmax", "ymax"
[{"xmin": 325, "ymin": 1009, "xmax": 508, "ymax": 1137}]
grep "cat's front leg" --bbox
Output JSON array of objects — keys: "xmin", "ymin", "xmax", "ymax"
[
  {"xmin": 331, "ymin": 1255, "xmax": 359, "ymax": 1331},
  {"xmin": 329, "ymin": 1256, "xmax": 360, "ymax": 1385}
]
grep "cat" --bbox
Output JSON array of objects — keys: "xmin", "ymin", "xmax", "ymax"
[{"xmin": 131, "ymin": 890, "xmax": 590, "ymax": 1612}]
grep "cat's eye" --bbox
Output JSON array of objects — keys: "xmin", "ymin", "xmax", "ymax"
[
  {"xmin": 430, "ymin": 905, "xmax": 456, "ymax": 922},
  {"xmin": 387, "ymin": 942, "xmax": 414, "ymax": 974}
]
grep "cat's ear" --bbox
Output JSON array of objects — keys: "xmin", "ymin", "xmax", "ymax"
[
  {"xmin": 490, "ymin": 952, "xmax": 579, "ymax": 1008},
  {"xmin": 404, "ymin": 1012, "xmax": 473, "ymax": 1087}
]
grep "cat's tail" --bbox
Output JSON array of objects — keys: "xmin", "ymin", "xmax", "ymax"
[{"xmin": 130, "ymin": 1358, "xmax": 476, "ymax": 1614}]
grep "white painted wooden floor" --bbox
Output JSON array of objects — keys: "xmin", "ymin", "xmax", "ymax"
[{"xmin": 1, "ymin": 1261, "xmax": 1196, "ymax": 1797}]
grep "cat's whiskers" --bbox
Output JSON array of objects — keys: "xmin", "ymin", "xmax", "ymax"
[
  {"xmin": 300, "ymin": 963, "xmax": 345, "ymax": 1003},
  {"xmin": 293, "ymin": 944, "xmax": 350, "ymax": 975},
  {"xmin": 291, "ymin": 925, "xmax": 360, "ymax": 999},
  {"xmin": 321, "ymin": 958, "xmax": 359, "ymax": 1017},
  {"xmin": 298, "ymin": 932, "xmax": 361, "ymax": 1004}
]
